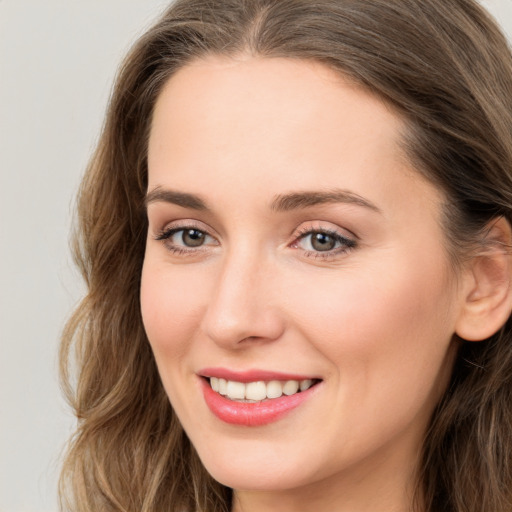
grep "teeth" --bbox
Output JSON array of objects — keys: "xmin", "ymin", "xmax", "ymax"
[
  {"xmin": 283, "ymin": 380, "xmax": 299, "ymax": 396},
  {"xmin": 218, "ymin": 378, "xmax": 228, "ymax": 395},
  {"xmin": 226, "ymin": 380, "xmax": 245, "ymax": 400},
  {"xmin": 300, "ymin": 379, "xmax": 313, "ymax": 391},
  {"xmin": 267, "ymin": 380, "xmax": 283, "ymax": 399},
  {"xmin": 245, "ymin": 381, "xmax": 267, "ymax": 401},
  {"xmin": 210, "ymin": 377, "xmax": 315, "ymax": 401}
]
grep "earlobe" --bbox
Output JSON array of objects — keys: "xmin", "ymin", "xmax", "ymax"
[{"xmin": 455, "ymin": 217, "xmax": 512, "ymax": 342}]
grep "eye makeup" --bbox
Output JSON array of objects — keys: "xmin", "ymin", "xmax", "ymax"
[{"xmin": 154, "ymin": 220, "xmax": 358, "ymax": 261}]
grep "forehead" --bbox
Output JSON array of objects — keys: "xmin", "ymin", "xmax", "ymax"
[
  {"xmin": 148, "ymin": 55, "xmax": 442, "ymax": 225},
  {"xmin": 149, "ymin": 55, "xmax": 405, "ymax": 171}
]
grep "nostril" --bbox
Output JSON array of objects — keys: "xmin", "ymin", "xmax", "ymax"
[{"xmin": 240, "ymin": 336, "xmax": 259, "ymax": 342}]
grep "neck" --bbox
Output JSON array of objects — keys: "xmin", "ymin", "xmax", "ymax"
[
  {"xmin": 231, "ymin": 444, "xmax": 423, "ymax": 512},
  {"xmin": 232, "ymin": 478, "xmax": 419, "ymax": 512}
]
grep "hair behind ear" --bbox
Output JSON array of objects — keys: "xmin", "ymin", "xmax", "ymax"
[{"xmin": 420, "ymin": 217, "xmax": 512, "ymax": 511}]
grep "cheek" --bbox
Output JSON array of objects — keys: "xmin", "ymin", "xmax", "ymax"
[
  {"xmin": 140, "ymin": 259, "xmax": 209, "ymax": 362},
  {"xmin": 281, "ymin": 257, "xmax": 458, "ymax": 458},
  {"xmin": 284, "ymin": 254, "xmax": 457, "ymax": 395}
]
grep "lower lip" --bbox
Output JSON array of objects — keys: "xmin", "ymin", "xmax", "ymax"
[{"xmin": 200, "ymin": 378, "xmax": 318, "ymax": 427}]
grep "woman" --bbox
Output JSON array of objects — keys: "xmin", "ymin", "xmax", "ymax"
[{"xmin": 60, "ymin": 1, "xmax": 512, "ymax": 511}]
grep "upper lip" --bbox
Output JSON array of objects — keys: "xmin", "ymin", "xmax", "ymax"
[{"xmin": 198, "ymin": 367, "xmax": 321, "ymax": 383}]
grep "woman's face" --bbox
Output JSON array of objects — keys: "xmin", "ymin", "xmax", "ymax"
[{"xmin": 141, "ymin": 57, "xmax": 464, "ymax": 501}]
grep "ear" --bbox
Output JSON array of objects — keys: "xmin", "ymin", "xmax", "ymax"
[{"xmin": 455, "ymin": 217, "xmax": 512, "ymax": 342}]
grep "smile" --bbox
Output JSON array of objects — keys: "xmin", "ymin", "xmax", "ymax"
[
  {"xmin": 209, "ymin": 377, "xmax": 315, "ymax": 402},
  {"xmin": 199, "ymin": 370, "xmax": 321, "ymax": 426}
]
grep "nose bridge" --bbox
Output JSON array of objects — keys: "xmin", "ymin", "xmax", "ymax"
[{"xmin": 202, "ymin": 244, "xmax": 283, "ymax": 347}]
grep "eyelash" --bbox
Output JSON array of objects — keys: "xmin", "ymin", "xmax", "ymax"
[{"xmin": 154, "ymin": 224, "xmax": 357, "ymax": 260}]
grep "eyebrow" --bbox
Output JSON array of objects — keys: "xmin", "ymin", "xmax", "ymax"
[
  {"xmin": 144, "ymin": 186, "xmax": 381, "ymax": 214},
  {"xmin": 270, "ymin": 189, "xmax": 381, "ymax": 213},
  {"xmin": 145, "ymin": 187, "xmax": 208, "ymax": 210}
]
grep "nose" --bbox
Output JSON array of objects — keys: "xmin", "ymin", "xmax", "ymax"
[{"xmin": 201, "ymin": 250, "xmax": 285, "ymax": 349}]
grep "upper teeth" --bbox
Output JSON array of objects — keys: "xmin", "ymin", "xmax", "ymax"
[{"xmin": 210, "ymin": 377, "xmax": 314, "ymax": 401}]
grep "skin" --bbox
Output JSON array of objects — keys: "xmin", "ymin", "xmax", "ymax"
[{"xmin": 141, "ymin": 56, "xmax": 469, "ymax": 512}]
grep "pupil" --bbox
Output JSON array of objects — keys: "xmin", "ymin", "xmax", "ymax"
[
  {"xmin": 182, "ymin": 229, "xmax": 205, "ymax": 247},
  {"xmin": 311, "ymin": 232, "xmax": 335, "ymax": 251}
]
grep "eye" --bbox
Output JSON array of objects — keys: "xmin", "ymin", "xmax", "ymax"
[
  {"xmin": 155, "ymin": 225, "xmax": 218, "ymax": 253},
  {"xmin": 176, "ymin": 228, "xmax": 208, "ymax": 247},
  {"xmin": 305, "ymin": 232, "xmax": 338, "ymax": 251},
  {"xmin": 293, "ymin": 228, "xmax": 356, "ymax": 257}
]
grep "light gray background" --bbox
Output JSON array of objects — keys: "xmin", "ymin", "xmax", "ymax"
[{"xmin": 0, "ymin": 1, "xmax": 511, "ymax": 511}]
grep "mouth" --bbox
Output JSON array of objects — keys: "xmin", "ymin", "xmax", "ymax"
[
  {"xmin": 199, "ymin": 370, "xmax": 322, "ymax": 426},
  {"xmin": 207, "ymin": 376, "xmax": 318, "ymax": 402}
]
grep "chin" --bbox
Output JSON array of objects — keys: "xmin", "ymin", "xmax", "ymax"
[
  {"xmin": 192, "ymin": 436, "xmax": 322, "ymax": 492},
  {"xmin": 204, "ymin": 462, "xmax": 308, "ymax": 492}
]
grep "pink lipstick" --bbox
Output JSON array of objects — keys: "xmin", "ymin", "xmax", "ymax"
[{"xmin": 199, "ymin": 368, "xmax": 321, "ymax": 427}]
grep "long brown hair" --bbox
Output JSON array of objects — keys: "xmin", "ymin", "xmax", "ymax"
[{"xmin": 60, "ymin": 1, "xmax": 512, "ymax": 510}]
